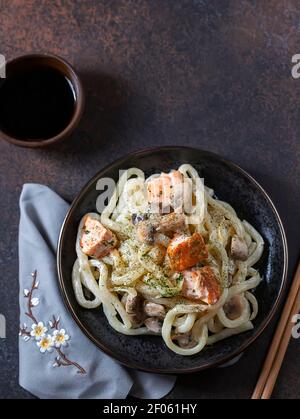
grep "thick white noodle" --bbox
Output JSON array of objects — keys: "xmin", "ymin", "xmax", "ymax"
[
  {"xmin": 245, "ymin": 291, "xmax": 259, "ymax": 321},
  {"xmin": 207, "ymin": 321, "xmax": 254, "ymax": 345},
  {"xmin": 217, "ymin": 296, "xmax": 251, "ymax": 329},
  {"xmin": 72, "ymin": 259, "xmax": 101, "ymax": 308},
  {"xmin": 92, "ymin": 259, "xmax": 150, "ymax": 335},
  {"xmin": 243, "ymin": 220, "xmax": 264, "ymax": 267},
  {"xmin": 208, "ymin": 317, "xmax": 224, "ymax": 334},
  {"xmin": 174, "ymin": 313, "xmax": 197, "ymax": 334},
  {"xmin": 162, "ymin": 304, "xmax": 208, "ymax": 355}
]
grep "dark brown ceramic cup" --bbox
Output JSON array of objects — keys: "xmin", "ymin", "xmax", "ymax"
[{"xmin": 0, "ymin": 53, "xmax": 84, "ymax": 148}]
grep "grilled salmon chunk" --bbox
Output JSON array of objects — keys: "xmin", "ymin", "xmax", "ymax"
[
  {"xmin": 167, "ymin": 232, "xmax": 208, "ymax": 271},
  {"xmin": 147, "ymin": 170, "xmax": 191, "ymax": 211},
  {"xmin": 181, "ymin": 266, "xmax": 221, "ymax": 305},
  {"xmin": 80, "ymin": 215, "xmax": 117, "ymax": 259}
]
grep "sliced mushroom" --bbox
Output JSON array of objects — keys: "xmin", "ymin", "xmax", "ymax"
[
  {"xmin": 144, "ymin": 317, "xmax": 163, "ymax": 333},
  {"xmin": 136, "ymin": 213, "xmax": 186, "ymax": 245},
  {"xmin": 223, "ymin": 295, "xmax": 245, "ymax": 320},
  {"xmin": 144, "ymin": 301, "xmax": 166, "ymax": 319},
  {"xmin": 230, "ymin": 235, "xmax": 248, "ymax": 261},
  {"xmin": 125, "ymin": 294, "xmax": 144, "ymax": 327},
  {"xmin": 136, "ymin": 221, "xmax": 156, "ymax": 244},
  {"xmin": 172, "ymin": 333, "xmax": 197, "ymax": 349}
]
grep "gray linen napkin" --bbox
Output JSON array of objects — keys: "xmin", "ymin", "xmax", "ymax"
[{"xmin": 19, "ymin": 184, "xmax": 176, "ymax": 399}]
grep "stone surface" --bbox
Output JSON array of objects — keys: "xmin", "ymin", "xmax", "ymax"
[{"xmin": 0, "ymin": 0, "xmax": 299, "ymax": 399}]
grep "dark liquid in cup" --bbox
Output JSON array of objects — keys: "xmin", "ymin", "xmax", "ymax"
[{"xmin": 0, "ymin": 66, "xmax": 75, "ymax": 140}]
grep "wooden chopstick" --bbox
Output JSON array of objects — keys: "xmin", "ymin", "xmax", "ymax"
[
  {"xmin": 260, "ymin": 284, "xmax": 300, "ymax": 398},
  {"xmin": 252, "ymin": 262, "xmax": 300, "ymax": 399}
]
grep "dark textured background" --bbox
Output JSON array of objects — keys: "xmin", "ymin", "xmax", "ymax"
[{"xmin": 0, "ymin": 0, "xmax": 299, "ymax": 399}]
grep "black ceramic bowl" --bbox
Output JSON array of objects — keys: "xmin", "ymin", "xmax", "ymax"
[{"xmin": 57, "ymin": 147, "xmax": 288, "ymax": 373}]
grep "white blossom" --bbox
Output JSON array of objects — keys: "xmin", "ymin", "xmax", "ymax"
[
  {"xmin": 30, "ymin": 322, "xmax": 47, "ymax": 340},
  {"xmin": 37, "ymin": 335, "xmax": 54, "ymax": 353},
  {"xmin": 52, "ymin": 329, "xmax": 70, "ymax": 348}
]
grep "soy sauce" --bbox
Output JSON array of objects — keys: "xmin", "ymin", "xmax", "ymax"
[{"xmin": 0, "ymin": 66, "xmax": 75, "ymax": 140}]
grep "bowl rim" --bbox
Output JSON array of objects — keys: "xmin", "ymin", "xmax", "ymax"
[
  {"xmin": 57, "ymin": 146, "xmax": 288, "ymax": 374},
  {"xmin": 0, "ymin": 53, "xmax": 85, "ymax": 148}
]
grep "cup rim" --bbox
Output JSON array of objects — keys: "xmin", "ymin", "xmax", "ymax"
[{"xmin": 0, "ymin": 53, "xmax": 85, "ymax": 148}]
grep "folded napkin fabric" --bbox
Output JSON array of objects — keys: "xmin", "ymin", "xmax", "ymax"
[{"xmin": 18, "ymin": 184, "xmax": 176, "ymax": 399}]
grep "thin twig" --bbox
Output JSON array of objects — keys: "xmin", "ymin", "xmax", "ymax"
[
  {"xmin": 51, "ymin": 315, "xmax": 60, "ymax": 330},
  {"xmin": 25, "ymin": 270, "xmax": 38, "ymax": 324},
  {"xmin": 19, "ymin": 327, "xmax": 31, "ymax": 337},
  {"xmin": 56, "ymin": 348, "xmax": 87, "ymax": 375}
]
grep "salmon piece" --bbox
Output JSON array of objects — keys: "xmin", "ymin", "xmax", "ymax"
[
  {"xmin": 181, "ymin": 266, "xmax": 221, "ymax": 305},
  {"xmin": 167, "ymin": 232, "xmax": 208, "ymax": 271},
  {"xmin": 147, "ymin": 171, "xmax": 190, "ymax": 211},
  {"xmin": 157, "ymin": 213, "xmax": 186, "ymax": 234},
  {"xmin": 80, "ymin": 215, "xmax": 117, "ymax": 259}
]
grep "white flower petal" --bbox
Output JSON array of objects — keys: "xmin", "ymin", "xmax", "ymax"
[
  {"xmin": 34, "ymin": 280, "xmax": 40, "ymax": 289},
  {"xmin": 24, "ymin": 289, "xmax": 29, "ymax": 297},
  {"xmin": 49, "ymin": 321, "xmax": 53, "ymax": 328},
  {"xmin": 31, "ymin": 323, "xmax": 38, "ymax": 330},
  {"xmin": 31, "ymin": 298, "xmax": 39, "ymax": 307},
  {"xmin": 23, "ymin": 336, "xmax": 30, "ymax": 342},
  {"xmin": 64, "ymin": 334, "xmax": 70, "ymax": 341},
  {"xmin": 48, "ymin": 335, "xmax": 54, "ymax": 344}
]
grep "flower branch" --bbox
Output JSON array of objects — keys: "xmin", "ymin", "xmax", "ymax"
[
  {"xmin": 24, "ymin": 270, "xmax": 39, "ymax": 324},
  {"xmin": 19, "ymin": 271, "xmax": 86, "ymax": 375}
]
